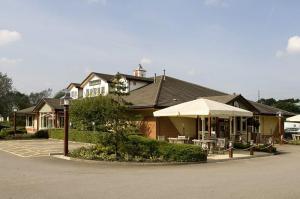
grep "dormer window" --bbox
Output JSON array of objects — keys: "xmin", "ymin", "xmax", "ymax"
[
  {"xmin": 233, "ymin": 101, "xmax": 240, "ymax": 108},
  {"xmin": 89, "ymin": 79, "xmax": 101, "ymax": 86}
]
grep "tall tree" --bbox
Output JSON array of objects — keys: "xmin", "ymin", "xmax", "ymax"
[
  {"xmin": 110, "ymin": 72, "xmax": 128, "ymax": 102},
  {"xmin": 53, "ymin": 90, "xmax": 65, "ymax": 99},
  {"xmin": 0, "ymin": 73, "xmax": 13, "ymax": 117},
  {"xmin": 28, "ymin": 88, "xmax": 52, "ymax": 105},
  {"xmin": 0, "ymin": 72, "xmax": 12, "ymax": 98}
]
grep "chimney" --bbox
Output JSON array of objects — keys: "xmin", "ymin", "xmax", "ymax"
[
  {"xmin": 133, "ymin": 64, "xmax": 146, "ymax": 77},
  {"xmin": 163, "ymin": 69, "xmax": 166, "ymax": 80}
]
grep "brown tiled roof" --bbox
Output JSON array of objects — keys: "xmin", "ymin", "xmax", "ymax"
[
  {"xmin": 250, "ymin": 101, "xmax": 295, "ymax": 117},
  {"xmin": 124, "ymin": 75, "xmax": 227, "ymax": 108},
  {"xmin": 17, "ymin": 106, "xmax": 35, "ymax": 114},
  {"xmin": 203, "ymin": 94, "xmax": 238, "ymax": 104},
  {"xmin": 67, "ymin": 83, "xmax": 81, "ymax": 89},
  {"xmin": 33, "ymin": 98, "xmax": 63, "ymax": 112}
]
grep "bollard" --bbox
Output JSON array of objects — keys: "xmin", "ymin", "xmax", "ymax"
[
  {"xmin": 250, "ymin": 147, "xmax": 254, "ymax": 156},
  {"xmin": 229, "ymin": 141, "xmax": 233, "ymax": 158},
  {"xmin": 250, "ymin": 140, "xmax": 254, "ymax": 156}
]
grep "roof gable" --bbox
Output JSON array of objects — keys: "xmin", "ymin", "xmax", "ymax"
[
  {"xmin": 124, "ymin": 75, "xmax": 227, "ymax": 108},
  {"xmin": 33, "ymin": 98, "xmax": 63, "ymax": 112},
  {"xmin": 204, "ymin": 94, "xmax": 259, "ymax": 113}
]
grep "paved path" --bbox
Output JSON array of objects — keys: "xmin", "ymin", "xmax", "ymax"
[
  {"xmin": 0, "ymin": 144, "xmax": 300, "ymax": 199},
  {"xmin": 0, "ymin": 139, "xmax": 90, "ymax": 157}
]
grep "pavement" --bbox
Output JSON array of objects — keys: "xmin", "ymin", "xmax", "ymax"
[
  {"xmin": 0, "ymin": 141, "xmax": 300, "ymax": 199},
  {"xmin": 0, "ymin": 139, "xmax": 90, "ymax": 157}
]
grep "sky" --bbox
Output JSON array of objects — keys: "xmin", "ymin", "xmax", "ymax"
[{"xmin": 1, "ymin": 0, "xmax": 300, "ymax": 100}]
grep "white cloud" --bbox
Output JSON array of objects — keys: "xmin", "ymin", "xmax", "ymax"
[
  {"xmin": 286, "ymin": 36, "xmax": 300, "ymax": 54},
  {"xmin": 0, "ymin": 30, "xmax": 22, "ymax": 46},
  {"xmin": 0, "ymin": 57, "xmax": 22, "ymax": 66},
  {"xmin": 140, "ymin": 57, "xmax": 152, "ymax": 65},
  {"xmin": 276, "ymin": 35, "xmax": 300, "ymax": 58},
  {"xmin": 204, "ymin": 0, "xmax": 227, "ymax": 7}
]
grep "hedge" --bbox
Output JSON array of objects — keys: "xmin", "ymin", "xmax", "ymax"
[
  {"xmin": 48, "ymin": 129, "xmax": 103, "ymax": 144},
  {"xmin": 70, "ymin": 134, "xmax": 207, "ymax": 162},
  {"xmin": 234, "ymin": 142, "xmax": 276, "ymax": 153}
]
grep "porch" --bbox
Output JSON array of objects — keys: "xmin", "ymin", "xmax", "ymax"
[{"xmin": 154, "ymin": 98, "xmax": 255, "ymax": 149}]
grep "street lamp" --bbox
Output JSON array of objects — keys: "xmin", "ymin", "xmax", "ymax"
[
  {"xmin": 60, "ymin": 91, "xmax": 72, "ymax": 156},
  {"xmin": 12, "ymin": 105, "xmax": 18, "ymax": 136},
  {"xmin": 277, "ymin": 111, "xmax": 283, "ymax": 145}
]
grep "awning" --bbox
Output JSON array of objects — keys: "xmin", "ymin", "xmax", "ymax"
[
  {"xmin": 286, "ymin": 115, "xmax": 300, "ymax": 122},
  {"xmin": 153, "ymin": 98, "xmax": 253, "ymax": 118}
]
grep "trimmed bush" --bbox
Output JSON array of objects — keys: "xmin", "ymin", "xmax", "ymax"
[
  {"xmin": 234, "ymin": 143, "xmax": 250, "ymax": 149},
  {"xmin": 158, "ymin": 143, "xmax": 207, "ymax": 162},
  {"xmin": 48, "ymin": 129, "xmax": 103, "ymax": 144},
  {"xmin": 34, "ymin": 130, "xmax": 49, "ymax": 138},
  {"xmin": 70, "ymin": 134, "xmax": 207, "ymax": 162},
  {"xmin": 255, "ymin": 144, "xmax": 277, "ymax": 153}
]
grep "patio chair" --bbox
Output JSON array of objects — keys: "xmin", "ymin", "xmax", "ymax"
[
  {"xmin": 157, "ymin": 136, "xmax": 166, "ymax": 141},
  {"xmin": 216, "ymin": 138, "xmax": 226, "ymax": 154}
]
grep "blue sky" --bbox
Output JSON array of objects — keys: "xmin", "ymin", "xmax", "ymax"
[{"xmin": 1, "ymin": 0, "xmax": 300, "ymax": 100}]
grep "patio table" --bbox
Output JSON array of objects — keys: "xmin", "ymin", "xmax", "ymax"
[
  {"xmin": 293, "ymin": 134, "xmax": 300, "ymax": 141},
  {"xmin": 193, "ymin": 139, "xmax": 216, "ymax": 152},
  {"xmin": 168, "ymin": 137, "xmax": 189, "ymax": 144}
]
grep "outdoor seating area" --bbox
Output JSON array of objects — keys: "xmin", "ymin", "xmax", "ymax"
[{"xmin": 154, "ymin": 98, "xmax": 254, "ymax": 153}]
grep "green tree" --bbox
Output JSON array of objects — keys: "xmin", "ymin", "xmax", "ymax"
[
  {"xmin": 0, "ymin": 72, "xmax": 12, "ymax": 98},
  {"xmin": 69, "ymin": 96, "xmax": 139, "ymax": 159},
  {"xmin": 258, "ymin": 98, "xmax": 277, "ymax": 106},
  {"xmin": 28, "ymin": 88, "xmax": 52, "ymax": 105},
  {"xmin": 0, "ymin": 73, "xmax": 13, "ymax": 117},
  {"xmin": 110, "ymin": 72, "xmax": 128, "ymax": 102},
  {"xmin": 53, "ymin": 90, "xmax": 65, "ymax": 99}
]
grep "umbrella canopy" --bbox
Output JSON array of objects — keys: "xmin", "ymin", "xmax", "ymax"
[
  {"xmin": 286, "ymin": 115, "xmax": 300, "ymax": 122},
  {"xmin": 153, "ymin": 98, "xmax": 253, "ymax": 118}
]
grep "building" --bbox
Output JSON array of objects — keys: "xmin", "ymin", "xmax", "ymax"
[
  {"xmin": 18, "ymin": 98, "xmax": 63, "ymax": 133},
  {"xmin": 18, "ymin": 65, "xmax": 294, "ymax": 142}
]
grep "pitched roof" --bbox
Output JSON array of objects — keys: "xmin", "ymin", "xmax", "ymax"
[
  {"xmin": 250, "ymin": 101, "xmax": 295, "ymax": 117},
  {"xmin": 67, "ymin": 83, "xmax": 81, "ymax": 89},
  {"xmin": 33, "ymin": 98, "xmax": 63, "ymax": 112},
  {"xmin": 17, "ymin": 106, "xmax": 36, "ymax": 114},
  {"xmin": 203, "ymin": 94, "xmax": 239, "ymax": 104},
  {"xmin": 81, "ymin": 72, "xmax": 153, "ymax": 87},
  {"xmin": 124, "ymin": 75, "xmax": 227, "ymax": 108}
]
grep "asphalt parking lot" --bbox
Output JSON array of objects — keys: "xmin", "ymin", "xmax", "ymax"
[
  {"xmin": 1, "ymin": 141, "xmax": 300, "ymax": 199},
  {"xmin": 0, "ymin": 139, "xmax": 90, "ymax": 157}
]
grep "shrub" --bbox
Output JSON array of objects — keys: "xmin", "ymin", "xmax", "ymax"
[
  {"xmin": 34, "ymin": 130, "xmax": 49, "ymax": 138},
  {"xmin": 159, "ymin": 143, "xmax": 207, "ymax": 162},
  {"xmin": 48, "ymin": 129, "xmax": 103, "ymax": 144},
  {"xmin": 0, "ymin": 130, "xmax": 9, "ymax": 139},
  {"xmin": 70, "ymin": 145, "xmax": 117, "ymax": 161},
  {"xmin": 70, "ymin": 135, "xmax": 207, "ymax": 162},
  {"xmin": 255, "ymin": 144, "xmax": 277, "ymax": 153},
  {"xmin": 234, "ymin": 143, "xmax": 250, "ymax": 149},
  {"xmin": 121, "ymin": 135, "xmax": 161, "ymax": 159}
]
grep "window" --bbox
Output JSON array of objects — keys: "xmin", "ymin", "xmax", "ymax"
[
  {"xmin": 101, "ymin": 87, "xmax": 105, "ymax": 94},
  {"xmin": 86, "ymin": 89, "xmax": 90, "ymax": 97},
  {"xmin": 27, "ymin": 116, "xmax": 33, "ymax": 127},
  {"xmin": 89, "ymin": 80, "xmax": 101, "ymax": 86},
  {"xmin": 233, "ymin": 101, "xmax": 240, "ymax": 108}
]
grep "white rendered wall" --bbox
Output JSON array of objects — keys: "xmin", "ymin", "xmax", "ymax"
[{"xmin": 82, "ymin": 75, "xmax": 109, "ymax": 97}]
